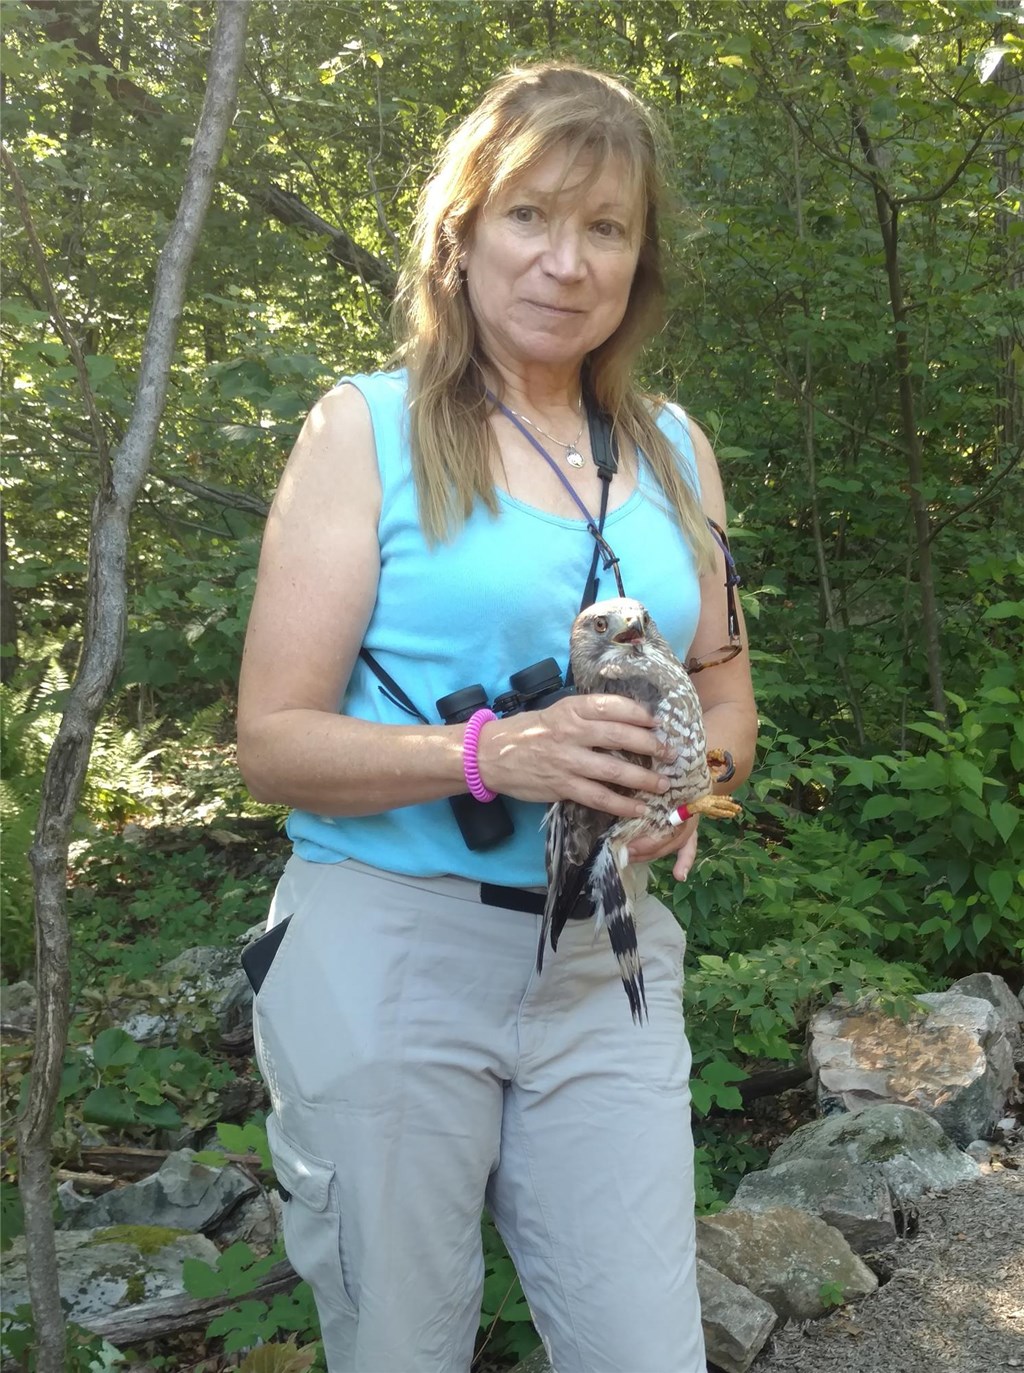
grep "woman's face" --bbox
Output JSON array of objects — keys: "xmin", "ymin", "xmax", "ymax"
[{"xmin": 460, "ymin": 145, "xmax": 642, "ymax": 381}]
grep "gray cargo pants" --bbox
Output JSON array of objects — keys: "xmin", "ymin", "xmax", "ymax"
[{"xmin": 253, "ymin": 855, "xmax": 706, "ymax": 1373}]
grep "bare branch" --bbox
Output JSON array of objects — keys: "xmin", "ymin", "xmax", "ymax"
[
  {"xmin": 152, "ymin": 468, "xmax": 270, "ymax": 518},
  {"xmin": 927, "ymin": 445, "xmax": 1024, "ymax": 543}
]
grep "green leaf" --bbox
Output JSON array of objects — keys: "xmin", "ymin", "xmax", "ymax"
[
  {"xmin": 92, "ymin": 1026, "xmax": 140, "ymax": 1070},
  {"xmin": 182, "ymin": 1256, "xmax": 227, "ymax": 1298},
  {"xmin": 82, "ymin": 1085, "xmax": 138, "ymax": 1128},
  {"xmin": 989, "ymin": 869, "xmax": 1013, "ymax": 910},
  {"xmin": 990, "ymin": 801, "xmax": 1020, "ymax": 843},
  {"xmin": 950, "ymin": 757, "xmax": 986, "ymax": 798},
  {"xmin": 134, "ymin": 1099, "xmax": 182, "ymax": 1127},
  {"xmin": 861, "ymin": 794, "xmax": 906, "ymax": 820},
  {"xmin": 983, "ymin": 601, "xmax": 1024, "ymax": 620},
  {"xmin": 841, "ymin": 758, "xmax": 877, "ymax": 790},
  {"xmin": 972, "ymin": 911, "xmax": 993, "ymax": 942},
  {"xmin": 906, "ymin": 721, "xmax": 948, "ymax": 744}
]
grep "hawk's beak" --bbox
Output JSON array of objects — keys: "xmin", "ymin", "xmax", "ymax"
[{"xmin": 612, "ymin": 617, "xmax": 645, "ymax": 646}]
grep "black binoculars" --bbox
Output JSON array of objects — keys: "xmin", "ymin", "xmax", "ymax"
[{"xmin": 437, "ymin": 659, "xmax": 574, "ymax": 851}]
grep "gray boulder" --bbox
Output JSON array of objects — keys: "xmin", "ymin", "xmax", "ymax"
[
  {"xmin": 119, "ymin": 942, "xmax": 253, "ymax": 1045},
  {"xmin": 809, "ymin": 991, "xmax": 1014, "ymax": 1145},
  {"xmin": 950, "ymin": 972, "xmax": 1024, "ymax": 1067},
  {"xmin": 57, "ymin": 1149, "xmax": 258, "ymax": 1233},
  {"xmin": 770, "ymin": 1103, "xmax": 980, "ymax": 1201},
  {"xmin": 0, "ymin": 981, "xmax": 36, "ymax": 1032},
  {"xmin": 729, "ymin": 1155, "xmax": 895, "ymax": 1252},
  {"xmin": 510, "ymin": 1348, "xmax": 551, "ymax": 1373},
  {"xmin": 1, "ymin": 1226, "xmax": 218, "ymax": 1325},
  {"xmin": 209, "ymin": 1185, "xmax": 283, "ymax": 1256},
  {"xmin": 697, "ymin": 1258, "xmax": 777, "ymax": 1372},
  {"xmin": 696, "ymin": 1207, "xmax": 877, "ymax": 1322}
]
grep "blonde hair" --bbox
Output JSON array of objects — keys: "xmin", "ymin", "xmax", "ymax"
[{"xmin": 393, "ymin": 61, "xmax": 714, "ymax": 572}]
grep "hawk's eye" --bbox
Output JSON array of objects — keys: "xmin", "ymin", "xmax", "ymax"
[
  {"xmin": 643, "ymin": 612, "xmax": 651, "ymax": 630},
  {"xmin": 593, "ymin": 616, "xmax": 608, "ymax": 635}
]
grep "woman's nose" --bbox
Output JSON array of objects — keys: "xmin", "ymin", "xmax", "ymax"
[{"xmin": 541, "ymin": 227, "xmax": 586, "ymax": 281}]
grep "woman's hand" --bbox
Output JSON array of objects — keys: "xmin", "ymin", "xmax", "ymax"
[
  {"xmin": 628, "ymin": 816, "xmax": 699, "ymax": 881},
  {"xmin": 477, "ymin": 692, "xmax": 674, "ymax": 819}
]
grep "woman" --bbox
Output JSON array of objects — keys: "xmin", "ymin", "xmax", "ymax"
[{"xmin": 238, "ymin": 61, "xmax": 756, "ymax": 1373}]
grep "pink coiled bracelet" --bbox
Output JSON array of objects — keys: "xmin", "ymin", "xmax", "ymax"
[{"xmin": 462, "ymin": 708, "xmax": 498, "ymax": 803}]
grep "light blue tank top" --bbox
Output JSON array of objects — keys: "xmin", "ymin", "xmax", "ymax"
[{"xmin": 287, "ymin": 369, "xmax": 704, "ymax": 884}]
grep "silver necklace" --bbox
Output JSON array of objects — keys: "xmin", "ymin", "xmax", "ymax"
[{"xmin": 504, "ymin": 402, "xmax": 586, "ymax": 468}]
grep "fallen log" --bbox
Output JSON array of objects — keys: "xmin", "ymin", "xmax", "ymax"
[
  {"xmin": 79, "ymin": 1258, "xmax": 299, "ymax": 1344},
  {"xmin": 79, "ymin": 1145, "xmax": 267, "ymax": 1182}
]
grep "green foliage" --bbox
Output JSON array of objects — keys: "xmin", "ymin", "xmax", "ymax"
[
  {"xmin": 15, "ymin": 1034, "xmax": 233, "ymax": 1143},
  {"xmin": 818, "ymin": 1279, "xmax": 847, "ymax": 1310},
  {"xmin": 68, "ymin": 834, "xmax": 271, "ymax": 987},
  {"xmin": 182, "ymin": 1241, "xmax": 325, "ymax": 1361},
  {"xmin": 0, "ymin": 1309, "xmax": 126, "ymax": 1372},
  {"xmin": 0, "ymin": 1177, "xmax": 25, "ymax": 1254},
  {"xmin": 194, "ymin": 1117, "xmax": 274, "ymax": 1173},
  {"xmin": 693, "ymin": 1130, "xmax": 770, "ymax": 1216},
  {"xmin": 477, "ymin": 1214, "xmax": 540, "ymax": 1363}
]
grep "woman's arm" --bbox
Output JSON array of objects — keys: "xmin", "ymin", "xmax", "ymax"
[
  {"xmin": 628, "ymin": 419, "xmax": 758, "ymax": 876},
  {"xmin": 237, "ymin": 385, "xmax": 676, "ymax": 820},
  {"xmin": 686, "ymin": 420, "xmax": 758, "ymax": 787}
]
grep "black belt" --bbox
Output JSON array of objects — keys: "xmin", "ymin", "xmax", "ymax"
[{"xmin": 480, "ymin": 883, "xmax": 592, "ymax": 920}]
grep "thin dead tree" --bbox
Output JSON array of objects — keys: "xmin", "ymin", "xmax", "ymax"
[{"xmin": 3, "ymin": 2, "xmax": 251, "ymax": 1367}]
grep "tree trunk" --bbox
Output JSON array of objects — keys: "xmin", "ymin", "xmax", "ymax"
[
  {"xmin": 11, "ymin": 5, "xmax": 251, "ymax": 1367},
  {"xmin": 994, "ymin": 31, "xmax": 1023, "ymax": 452},
  {"xmin": 852, "ymin": 113, "xmax": 947, "ymax": 721}
]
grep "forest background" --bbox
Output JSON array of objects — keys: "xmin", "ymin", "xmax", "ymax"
[{"xmin": 1, "ymin": 0, "xmax": 1022, "ymax": 1368}]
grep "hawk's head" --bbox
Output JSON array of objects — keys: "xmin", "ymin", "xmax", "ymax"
[{"xmin": 569, "ymin": 597, "xmax": 656, "ymax": 687}]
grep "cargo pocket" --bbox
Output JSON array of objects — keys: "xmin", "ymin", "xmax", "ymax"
[{"xmin": 267, "ymin": 1112, "xmax": 358, "ymax": 1321}]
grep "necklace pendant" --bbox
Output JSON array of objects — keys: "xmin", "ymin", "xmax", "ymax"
[{"xmin": 565, "ymin": 447, "xmax": 585, "ymax": 469}]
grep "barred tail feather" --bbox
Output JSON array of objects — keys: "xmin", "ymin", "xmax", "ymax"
[{"xmin": 589, "ymin": 840, "xmax": 648, "ymax": 1024}]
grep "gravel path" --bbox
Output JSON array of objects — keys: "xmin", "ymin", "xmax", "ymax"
[{"xmin": 751, "ymin": 1161, "xmax": 1024, "ymax": 1373}]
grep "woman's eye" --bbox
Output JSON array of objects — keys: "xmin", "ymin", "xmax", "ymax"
[
  {"xmin": 510, "ymin": 205, "xmax": 538, "ymax": 224},
  {"xmin": 593, "ymin": 617, "xmax": 608, "ymax": 634},
  {"xmin": 593, "ymin": 220, "xmax": 625, "ymax": 240}
]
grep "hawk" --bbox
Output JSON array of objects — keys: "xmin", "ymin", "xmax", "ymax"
[{"xmin": 540, "ymin": 597, "xmax": 741, "ymax": 1022}]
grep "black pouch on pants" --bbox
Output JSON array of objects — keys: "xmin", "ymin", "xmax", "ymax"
[{"xmin": 241, "ymin": 915, "xmax": 293, "ymax": 995}]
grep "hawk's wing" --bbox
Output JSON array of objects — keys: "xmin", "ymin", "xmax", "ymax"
[
  {"xmin": 539, "ymin": 669, "xmax": 665, "ymax": 970},
  {"xmin": 539, "ymin": 798, "xmax": 608, "ymax": 969}
]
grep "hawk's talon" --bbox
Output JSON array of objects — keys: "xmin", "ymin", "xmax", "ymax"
[{"xmin": 707, "ymin": 748, "xmax": 735, "ymax": 783}]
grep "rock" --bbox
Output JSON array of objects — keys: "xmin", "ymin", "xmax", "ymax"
[
  {"xmin": 57, "ymin": 1149, "xmax": 258, "ymax": 1233},
  {"xmin": 769, "ymin": 1103, "xmax": 980, "ymax": 1202},
  {"xmin": 809, "ymin": 991, "xmax": 1014, "ymax": 1145},
  {"xmin": 209, "ymin": 1186, "xmax": 282, "ymax": 1256},
  {"xmin": 696, "ymin": 1207, "xmax": 877, "ymax": 1322},
  {"xmin": 965, "ymin": 1139, "xmax": 993, "ymax": 1163},
  {"xmin": 0, "ymin": 981, "xmax": 37, "ymax": 1032},
  {"xmin": 950, "ymin": 972, "xmax": 1024, "ymax": 1066},
  {"xmin": 119, "ymin": 943, "xmax": 253, "ymax": 1044},
  {"xmin": 696, "ymin": 1258, "xmax": 777, "ymax": 1372},
  {"xmin": 510, "ymin": 1347, "xmax": 552, "ymax": 1373},
  {"xmin": 729, "ymin": 1156, "xmax": 896, "ymax": 1252},
  {"xmin": 239, "ymin": 921, "xmax": 267, "ymax": 948},
  {"xmin": 1, "ymin": 1226, "xmax": 218, "ymax": 1325}
]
